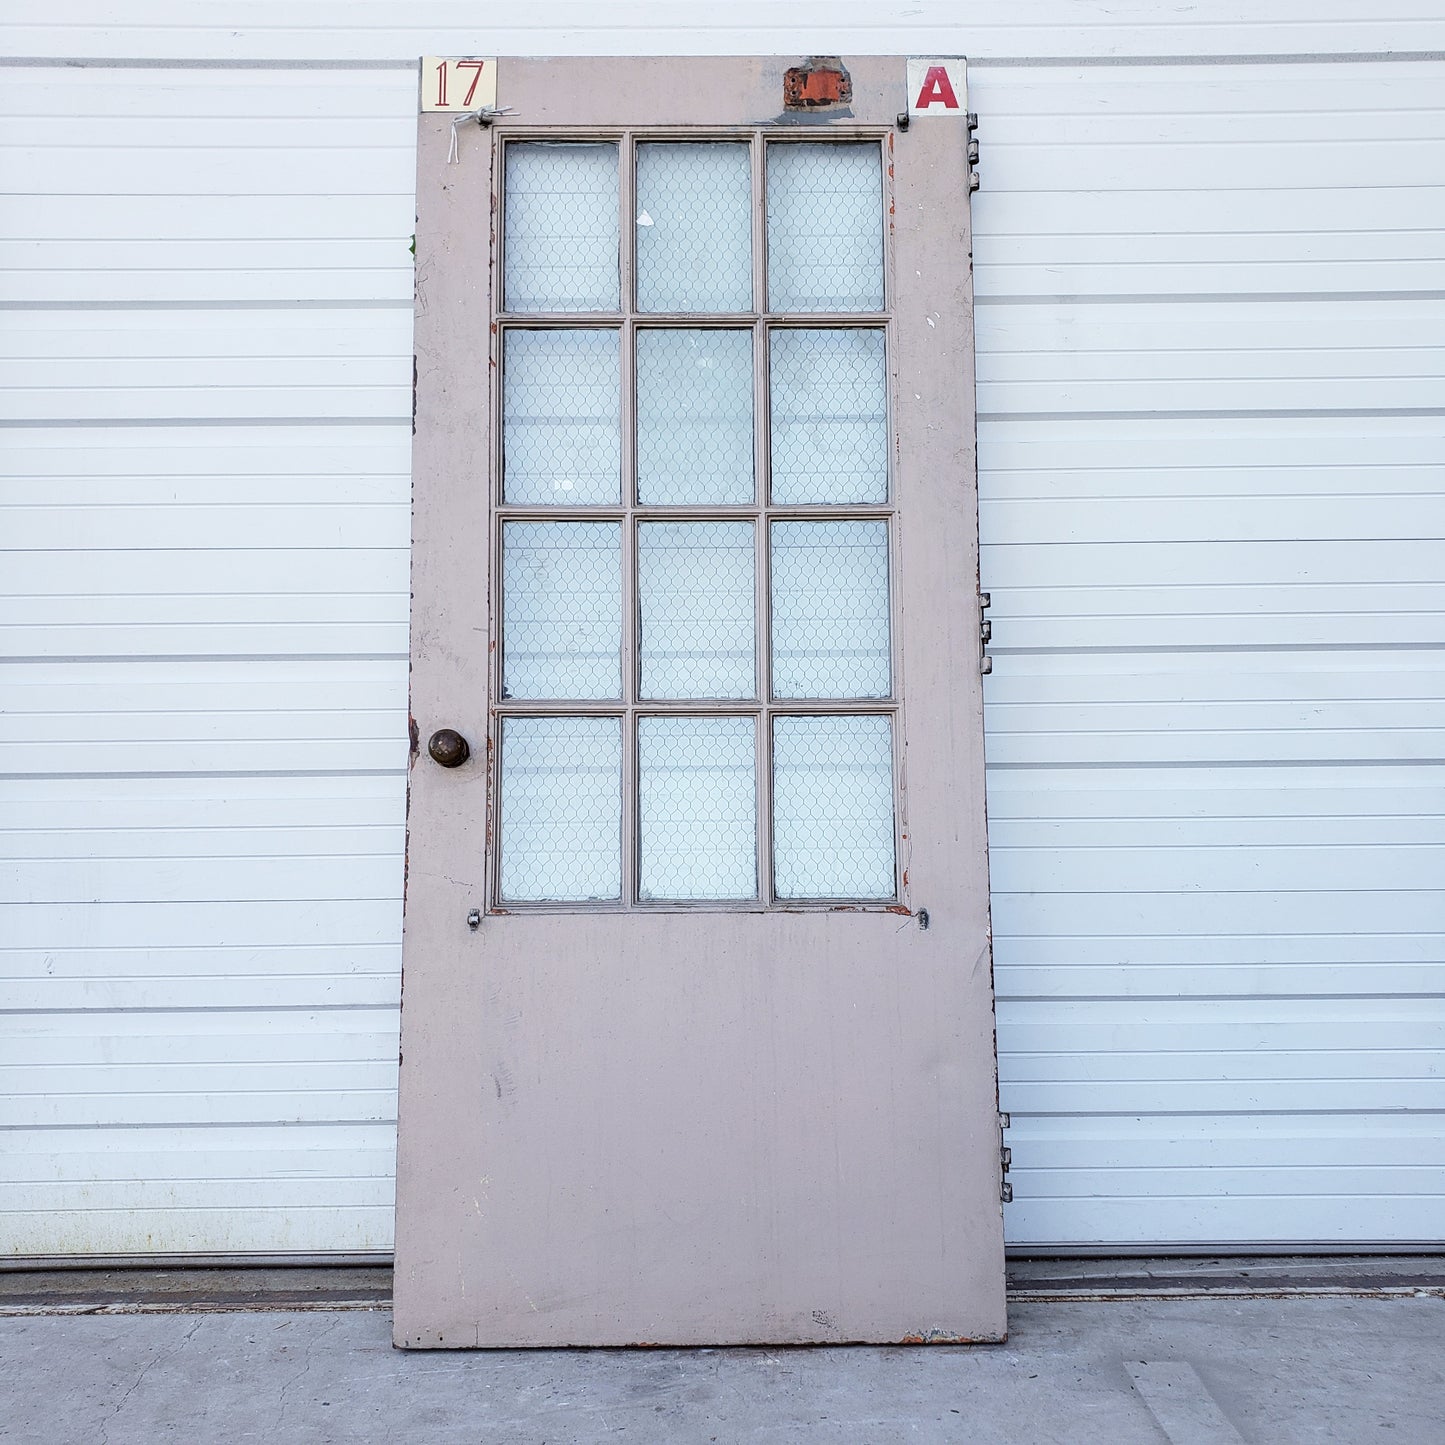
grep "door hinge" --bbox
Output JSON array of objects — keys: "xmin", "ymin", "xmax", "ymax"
[
  {"xmin": 980, "ymin": 591, "xmax": 993, "ymax": 674},
  {"xmin": 967, "ymin": 111, "xmax": 981, "ymax": 191},
  {"xmin": 999, "ymin": 1111, "xmax": 1012, "ymax": 1202}
]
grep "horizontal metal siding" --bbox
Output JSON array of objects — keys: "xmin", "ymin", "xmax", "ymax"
[
  {"xmin": 7, "ymin": 0, "xmax": 1445, "ymax": 60},
  {"xmin": 971, "ymin": 59, "xmax": 1445, "ymax": 1245},
  {"xmin": 1, "ymin": 12, "xmax": 1442, "ymax": 1257},
  {"xmin": 0, "ymin": 66, "xmax": 418, "ymax": 1257}
]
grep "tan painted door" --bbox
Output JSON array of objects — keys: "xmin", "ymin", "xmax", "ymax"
[{"xmin": 396, "ymin": 56, "xmax": 1003, "ymax": 1347}]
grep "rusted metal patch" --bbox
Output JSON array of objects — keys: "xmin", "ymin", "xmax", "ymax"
[{"xmin": 783, "ymin": 57, "xmax": 852, "ymax": 110}]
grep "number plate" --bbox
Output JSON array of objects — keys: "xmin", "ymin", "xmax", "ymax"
[{"xmin": 421, "ymin": 57, "xmax": 498, "ymax": 113}]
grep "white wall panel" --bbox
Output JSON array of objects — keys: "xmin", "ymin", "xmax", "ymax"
[
  {"xmin": 7, "ymin": 1, "xmax": 1445, "ymax": 61},
  {"xmin": 1, "ymin": 10, "xmax": 1441, "ymax": 1258},
  {"xmin": 0, "ymin": 60, "xmax": 414, "ymax": 1259},
  {"xmin": 0, "ymin": 69, "xmax": 417, "ymax": 306},
  {"xmin": 974, "ymin": 57, "xmax": 1445, "ymax": 1246}
]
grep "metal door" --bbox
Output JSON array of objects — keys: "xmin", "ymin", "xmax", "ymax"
[{"xmin": 396, "ymin": 56, "xmax": 1003, "ymax": 1347}]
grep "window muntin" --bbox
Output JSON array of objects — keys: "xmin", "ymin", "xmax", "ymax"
[{"xmin": 494, "ymin": 132, "xmax": 898, "ymax": 906}]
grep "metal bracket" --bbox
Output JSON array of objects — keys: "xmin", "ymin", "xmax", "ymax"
[{"xmin": 980, "ymin": 592, "xmax": 993, "ymax": 674}]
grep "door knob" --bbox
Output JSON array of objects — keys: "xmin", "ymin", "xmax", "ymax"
[{"xmin": 427, "ymin": 728, "xmax": 470, "ymax": 768}]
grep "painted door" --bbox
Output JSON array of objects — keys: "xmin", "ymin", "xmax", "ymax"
[{"xmin": 395, "ymin": 56, "xmax": 1003, "ymax": 1347}]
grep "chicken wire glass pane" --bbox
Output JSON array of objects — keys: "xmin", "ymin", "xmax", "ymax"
[
  {"xmin": 503, "ymin": 330, "xmax": 620, "ymax": 505},
  {"xmin": 636, "ymin": 330, "xmax": 754, "ymax": 506},
  {"xmin": 503, "ymin": 522, "xmax": 621, "ymax": 699},
  {"xmin": 772, "ymin": 715, "xmax": 895, "ymax": 900},
  {"xmin": 504, "ymin": 142, "xmax": 619, "ymax": 311},
  {"xmin": 636, "ymin": 143, "xmax": 752, "ymax": 313},
  {"xmin": 767, "ymin": 143, "xmax": 883, "ymax": 312},
  {"xmin": 639, "ymin": 716, "xmax": 757, "ymax": 901},
  {"xmin": 499, "ymin": 717, "xmax": 621, "ymax": 902},
  {"xmin": 639, "ymin": 522, "xmax": 755, "ymax": 699},
  {"xmin": 769, "ymin": 329, "xmax": 887, "ymax": 504},
  {"xmin": 771, "ymin": 520, "xmax": 890, "ymax": 699}
]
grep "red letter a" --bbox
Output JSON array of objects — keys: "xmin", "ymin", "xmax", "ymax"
[{"xmin": 915, "ymin": 65, "xmax": 959, "ymax": 110}]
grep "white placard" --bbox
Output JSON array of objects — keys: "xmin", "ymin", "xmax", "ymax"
[
  {"xmin": 906, "ymin": 58, "xmax": 968, "ymax": 117},
  {"xmin": 421, "ymin": 57, "xmax": 498, "ymax": 113}
]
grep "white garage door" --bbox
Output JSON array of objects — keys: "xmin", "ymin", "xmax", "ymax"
[
  {"xmin": 2, "ymin": 4, "xmax": 1442, "ymax": 1257},
  {"xmin": 970, "ymin": 58, "xmax": 1445, "ymax": 1246},
  {"xmin": 1, "ymin": 65, "xmax": 418, "ymax": 1258}
]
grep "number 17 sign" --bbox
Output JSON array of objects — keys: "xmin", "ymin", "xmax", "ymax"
[{"xmin": 421, "ymin": 57, "xmax": 498, "ymax": 113}]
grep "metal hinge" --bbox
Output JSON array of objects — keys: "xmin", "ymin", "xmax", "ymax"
[
  {"xmin": 980, "ymin": 592, "xmax": 993, "ymax": 674},
  {"xmin": 999, "ymin": 1111, "xmax": 1012, "ymax": 1202},
  {"xmin": 967, "ymin": 110, "xmax": 980, "ymax": 191}
]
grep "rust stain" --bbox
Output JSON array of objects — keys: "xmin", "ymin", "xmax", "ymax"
[
  {"xmin": 483, "ymin": 728, "xmax": 496, "ymax": 851},
  {"xmin": 783, "ymin": 57, "xmax": 852, "ymax": 110},
  {"xmin": 898, "ymin": 1331, "xmax": 985, "ymax": 1345}
]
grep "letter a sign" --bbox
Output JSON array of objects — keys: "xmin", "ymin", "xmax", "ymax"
[{"xmin": 907, "ymin": 57, "xmax": 967, "ymax": 116}]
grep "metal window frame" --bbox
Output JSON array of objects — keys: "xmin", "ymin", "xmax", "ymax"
[{"xmin": 487, "ymin": 127, "xmax": 906, "ymax": 913}]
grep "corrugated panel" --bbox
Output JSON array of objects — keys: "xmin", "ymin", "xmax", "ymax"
[
  {"xmin": 0, "ymin": 64, "xmax": 415, "ymax": 1258},
  {"xmin": 972, "ymin": 59, "xmax": 1445, "ymax": 1246}
]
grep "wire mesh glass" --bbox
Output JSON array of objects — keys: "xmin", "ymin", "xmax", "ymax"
[
  {"xmin": 769, "ymin": 328, "xmax": 888, "ymax": 505},
  {"xmin": 502, "ymin": 522, "xmax": 621, "ymax": 699},
  {"xmin": 639, "ymin": 522, "xmax": 756, "ymax": 699},
  {"xmin": 504, "ymin": 142, "xmax": 620, "ymax": 312},
  {"xmin": 772, "ymin": 715, "xmax": 896, "ymax": 900},
  {"xmin": 492, "ymin": 129, "xmax": 902, "ymax": 910},
  {"xmin": 636, "ymin": 143, "xmax": 753, "ymax": 313},
  {"xmin": 770, "ymin": 520, "xmax": 891, "ymax": 699},
  {"xmin": 499, "ymin": 716, "xmax": 622, "ymax": 902},
  {"xmin": 636, "ymin": 329, "xmax": 755, "ymax": 506},
  {"xmin": 502, "ymin": 329, "xmax": 621, "ymax": 505},
  {"xmin": 766, "ymin": 142, "xmax": 883, "ymax": 313},
  {"xmin": 639, "ymin": 716, "xmax": 758, "ymax": 900}
]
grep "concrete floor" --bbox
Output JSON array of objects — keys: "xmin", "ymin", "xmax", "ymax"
[{"xmin": 2, "ymin": 1292, "xmax": 1442, "ymax": 1444}]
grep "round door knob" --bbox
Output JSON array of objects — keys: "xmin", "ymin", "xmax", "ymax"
[{"xmin": 427, "ymin": 728, "xmax": 470, "ymax": 768}]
